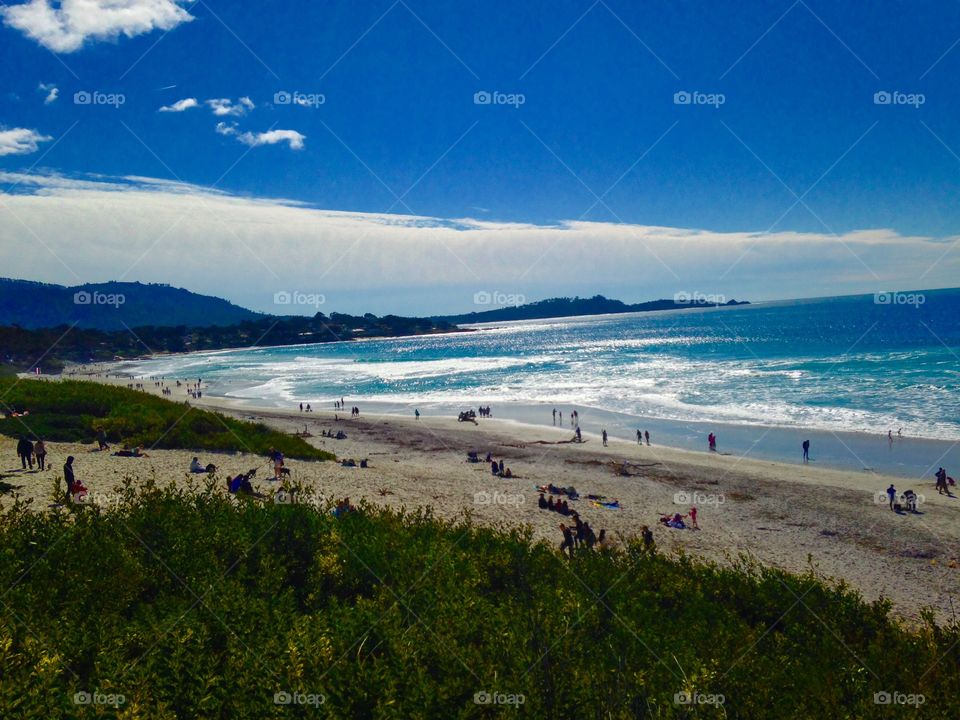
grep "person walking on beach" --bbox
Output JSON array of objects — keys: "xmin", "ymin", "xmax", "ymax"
[
  {"xmin": 559, "ymin": 523, "xmax": 575, "ymax": 557},
  {"xmin": 34, "ymin": 438, "xmax": 46, "ymax": 470},
  {"xmin": 552, "ymin": 408, "xmax": 556, "ymax": 425},
  {"xmin": 644, "ymin": 430, "xmax": 650, "ymax": 446},
  {"xmin": 886, "ymin": 483, "xmax": 897, "ymax": 510},
  {"xmin": 708, "ymin": 433, "xmax": 716, "ymax": 452},
  {"xmin": 16, "ymin": 437, "xmax": 33, "ymax": 469},
  {"xmin": 602, "ymin": 429, "xmax": 608, "ymax": 447},
  {"xmin": 299, "ymin": 403, "xmax": 303, "ymax": 412},
  {"xmin": 637, "ymin": 429, "xmax": 642, "ymax": 444},
  {"xmin": 558, "ymin": 411, "xmax": 562, "ymax": 425},
  {"xmin": 802, "ymin": 439, "xmax": 810, "ymax": 463},
  {"xmin": 415, "ymin": 409, "xmax": 420, "ymax": 420}
]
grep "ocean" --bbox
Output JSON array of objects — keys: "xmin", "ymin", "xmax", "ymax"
[{"xmin": 121, "ymin": 289, "xmax": 960, "ymax": 479}]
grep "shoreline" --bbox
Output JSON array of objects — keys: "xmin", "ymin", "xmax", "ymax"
[
  {"xmin": 9, "ymin": 366, "xmax": 960, "ymax": 622},
  {"xmin": 59, "ymin": 358, "xmax": 959, "ymax": 481}
]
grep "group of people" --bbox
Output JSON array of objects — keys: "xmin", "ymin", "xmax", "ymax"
[
  {"xmin": 636, "ymin": 429, "xmax": 651, "ymax": 445},
  {"xmin": 551, "ymin": 408, "xmax": 581, "ymax": 427},
  {"xmin": 321, "ymin": 429, "xmax": 347, "ymax": 439},
  {"xmin": 298, "ymin": 403, "xmax": 314, "ymax": 412},
  {"xmin": 558, "ymin": 516, "xmax": 609, "ymax": 556},
  {"xmin": 489, "ymin": 456, "xmax": 513, "ymax": 478},
  {"xmin": 477, "ymin": 406, "xmax": 493, "ymax": 418},
  {"xmin": 15, "ymin": 436, "xmax": 47, "ymax": 470},
  {"xmin": 884, "ymin": 484, "xmax": 921, "ymax": 512},
  {"xmin": 539, "ymin": 493, "xmax": 572, "ymax": 515}
]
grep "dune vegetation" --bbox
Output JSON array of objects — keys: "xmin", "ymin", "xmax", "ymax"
[
  {"xmin": 0, "ymin": 479, "xmax": 955, "ymax": 718},
  {"xmin": 0, "ymin": 378, "xmax": 332, "ymax": 461}
]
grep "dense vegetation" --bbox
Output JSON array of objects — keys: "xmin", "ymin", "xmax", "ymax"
[
  {"xmin": 0, "ymin": 378, "xmax": 332, "ymax": 460},
  {"xmin": 437, "ymin": 294, "xmax": 748, "ymax": 324},
  {"xmin": 0, "ymin": 311, "xmax": 463, "ymax": 373},
  {"xmin": 0, "ymin": 482, "xmax": 955, "ymax": 718}
]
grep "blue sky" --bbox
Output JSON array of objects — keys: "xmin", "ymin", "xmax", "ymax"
[{"xmin": 2, "ymin": 1, "xmax": 960, "ymax": 315}]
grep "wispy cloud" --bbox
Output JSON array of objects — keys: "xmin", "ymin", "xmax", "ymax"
[
  {"xmin": 38, "ymin": 82, "xmax": 58, "ymax": 104},
  {"xmin": 158, "ymin": 97, "xmax": 198, "ymax": 112},
  {"xmin": 216, "ymin": 122, "xmax": 305, "ymax": 150},
  {"xmin": 207, "ymin": 97, "xmax": 254, "ymax": 117},
  {"xmin": 1, "ymin": 0, "xmax": 194, "ymax": 53},
  {"xmin": 0, "ymin": 128, "xmax": 52, "ymax": 156}
]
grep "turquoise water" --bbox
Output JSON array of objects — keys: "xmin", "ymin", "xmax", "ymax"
[{"xmin": 122, "ymin": 289, "xmax": 960, "ymax": 477}]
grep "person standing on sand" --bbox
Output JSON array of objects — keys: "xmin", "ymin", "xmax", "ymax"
[
  {"xmin": 559, "ymin": 411, "xmax": 562, "ymax": 425},
  {"xmin": 552, "ymin": 408, "xmax": 556, "ymax": 425},
  {"xmin": 16, "ymin": 437, "xmax": 33, "ymax": 469},
  {"xmin": 559, "ymin": 523, "xmax": 575, "ymax": 557},
  {"xmin": 34, "ymin": 438, "xmax": 46, "ymax": 470},
  {"xmin": 415, "ymin": 409, "xmax": 420, "ymax": 420},
  {"xmin": 688, "ymin": 506, "xmax": 698, "ymax": 529},
  {"xmin": 637, "ymin": 429, "xmax": 642, "ymax": 444},
  {"xmin": 300, "ymin": 403, "xmax": 303, "ymax": 412},
  {"xmin": 602, "ymin": 429, "xmax": 608, "ymax": 447},
  {"xmin": 886, "ymin": 484, "xmax": 896, "ymax": 510},
  {"xmin": 802, "ymin": 439, "xmax": 810, "ymax": 463},
  {"xmin": 644, "ymin": 430, "xmax": 650, "ymax": 446}
]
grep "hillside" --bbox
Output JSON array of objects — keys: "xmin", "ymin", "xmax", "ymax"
[
  {"xmin": 0, "ymin": 278, "xmax": 262, "ymax": 330},
  {"xmin": 437, "ymin": 294, "xmax": 749, "ymax": 324}
]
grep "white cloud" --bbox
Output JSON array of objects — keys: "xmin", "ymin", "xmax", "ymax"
[
  {"xmin": 216, "ymin": 122, "xmax": 305, "ymax": 150},
  {"xmin": 0, "ymin": 128, "xmax": 52, "ymax": 156},
  {"xmin": 0, "ymin": 171, "xmax": 956, "ymax": 315},
  {"xmin": 1, "ymin": 0, "xmax": 194, "ymax": 53},
  {"xmin": 38, "ymin": 82, "xmax": 58, "ymax": 104},
  {"xmin": 158, "ymin": 97, "xmax": 198, "ymax": 112},
  {"xmin": 206, "ymin": 97, "xmax": 254, "ymax": 117}
]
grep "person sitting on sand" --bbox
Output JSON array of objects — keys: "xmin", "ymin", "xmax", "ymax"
[
  {"xmin": 95, "ymin": 427, "xmax": 110, "ymax": 451},
  {"xmin": 228, "ymin": 471, "xmax": 255, "ymax": 495},
  {"xmin": 547, "ymin": 497, "xmax": 555, "ymax": 512},
  {"xmin": 491, "ymin": 460, "xmax": 499, "ymax": 476},
  {"xmin": 360, "ymin": 459, "xmax": 368, "ymax": 468},
  {"xmin": 560, "ymin": 500, "xmax": 570, "ymax": 516},
  {"xmin": 538, "ymin": 493, "xmax": 547, "ymax": 509},
  {"xmin": 190, "ymin": 457, "xmax": 206, "ymax": 473},
  {"xmin": 503, "ymin": 468, "xmax": 513, "ymax": 478},
  {"xmin": 332, "ymin": 497, "xmax": 356, "ymax": 518}
]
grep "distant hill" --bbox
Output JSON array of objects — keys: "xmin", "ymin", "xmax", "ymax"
[
  {"xmin": 0, "ymin": 278, "xmax": 262, "ymax": 330},
  {"xmin": 436, "ymin": 294, "xmax": 749, "ymax": 324}
]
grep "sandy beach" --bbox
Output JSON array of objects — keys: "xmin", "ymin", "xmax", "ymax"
[{"xmin": 2, "ymin": 365, "xmax": 957, "ymax": 623}]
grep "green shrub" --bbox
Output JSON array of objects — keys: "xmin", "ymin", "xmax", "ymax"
[
  {"xmin": 0, "ymin": 378, "xmax": 332, "ymax": 460},
  {"xmin": 0, "ymin": 483, "xmax": 955, "ymax": 718}
]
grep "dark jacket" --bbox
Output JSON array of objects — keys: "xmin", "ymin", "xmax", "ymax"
[{"xmin": 17, "ymin": 438, "xmax": 33, "ymax": 456}]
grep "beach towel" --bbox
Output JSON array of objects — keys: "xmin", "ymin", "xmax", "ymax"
[{"xmin": 590, "ymin": 500, "xmax": 621, "ymax": 509}]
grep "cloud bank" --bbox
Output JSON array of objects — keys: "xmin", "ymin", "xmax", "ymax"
[
  {"xmin": 0, "ymin": 172, "xmax": 956, "ymax": 315},
  {"xmin": 1, "ymin": 0, "xmax": 194, "ymax": 53}
]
